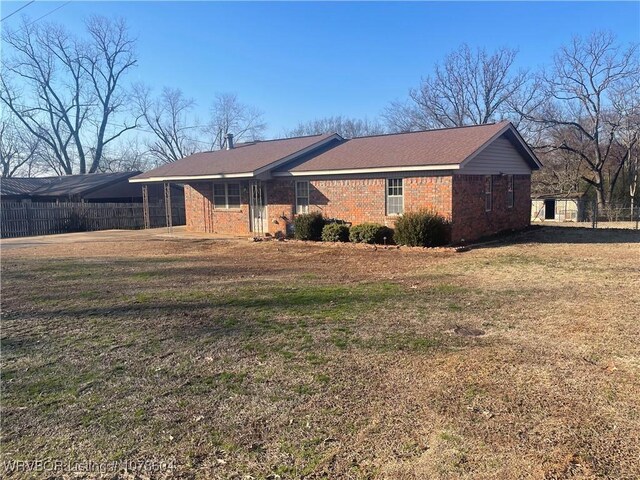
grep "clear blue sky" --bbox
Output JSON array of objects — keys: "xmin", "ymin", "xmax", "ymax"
[{"xmin": 2, "ymin": 1, "xmax": 639, "ymax": 137}]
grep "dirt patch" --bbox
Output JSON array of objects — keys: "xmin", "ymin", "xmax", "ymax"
[{"xmin": 452, "ymin": 325, "xmax": 486, "ymax": 337}]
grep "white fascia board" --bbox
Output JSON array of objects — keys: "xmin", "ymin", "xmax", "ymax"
[
  {"xmin": 253, "ymin": 133, "xmax": 344, "ymax": 176},
  {"xmin": 273, "ymin": 164, "xmax": 460, "ymax": 177},
  {"xmin": 509, "ymin": 126, "xmax": 543, "ymax": 169},
  {"xmin": 129, "ymin": 172, "xmax": 254, "ymax": 183}
]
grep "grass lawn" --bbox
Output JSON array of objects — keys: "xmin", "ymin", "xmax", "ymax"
[{"xmin": 1, "ymin": 226, "xmax": 639, "ymax": 479}]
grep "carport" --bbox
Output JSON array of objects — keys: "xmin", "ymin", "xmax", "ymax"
[{"xmin": 141, "ymin": 182, "xmax": 176, "ymax": 232}]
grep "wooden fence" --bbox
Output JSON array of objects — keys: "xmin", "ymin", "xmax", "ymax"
[{"xmin": 1, "ymin": 201, "xmax": 185, "ymax": 238}]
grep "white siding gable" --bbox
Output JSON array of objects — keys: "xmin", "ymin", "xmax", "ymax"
[{"xmin": 459, "ymin": 135, "xmax": 532, "ymax": 175}]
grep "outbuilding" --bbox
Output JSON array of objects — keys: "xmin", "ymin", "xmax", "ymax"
[
  {"xmin": 531, "ymin": 193, "xmax": 587, "ymax": 223},
  {"xmin": 130, "ymin": 121, "xmax": 542, "ymax": 243}
]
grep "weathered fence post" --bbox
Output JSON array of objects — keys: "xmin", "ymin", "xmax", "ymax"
[
  {"xmin": 142, "ymin": 184, "xmax": 150, "ymax": 229},
  {"xmin": 164, "ymin": 182, "xmax": 173, "ymax": 233},
  {"xmin": 25, "ymin": 201, "xmax": 33, "ymax": 236}
]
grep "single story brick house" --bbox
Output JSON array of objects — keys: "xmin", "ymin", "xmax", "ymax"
[{"xmin": 130, "ymin": 121, "xmax": 541, "ymax": 243}]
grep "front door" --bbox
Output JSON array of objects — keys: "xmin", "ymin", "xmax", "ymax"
[{"xmin": 249, "ymin": 182, "xmax": 267, "ymax": 234}]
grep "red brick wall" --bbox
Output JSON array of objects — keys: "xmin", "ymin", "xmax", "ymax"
[
  {"xmin": 184, "ymin": 181, "xmax": 297, "ymax": 236},
  {"xmin": 184, "ymin": 182, "xmax": 251, "ymax": 235},
  {"xmin": 262, "ymin": 176, "xmax": 453, "ymax": 235},
  {"xmin": 303, "ymin": 176, "xmax": 452, "ymax": 226},
  {"xmin": 265, "ymin": 180, "xmax": 295, "ymax": 235},
  {"xmin": 185, "ymin": 177, "xmax": 453, "ymax": 236},
  {"xmin": 183, "ymin": 174, "xmax": 531, "ymax": 242},
  {"xmin": 451, "ymin": 174, "xmax": 531, "ymax": 243}
]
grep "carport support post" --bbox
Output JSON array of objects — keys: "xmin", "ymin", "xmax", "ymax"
[
  {"xmin": 164, "ymin": 181, "xmax": 173, "ymax": 233},
  {"xmin": 142, "ymin": 184, "xmax": 150, "ymax": 229}
]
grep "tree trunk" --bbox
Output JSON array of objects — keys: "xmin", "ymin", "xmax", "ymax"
[
  {"xmin": 595, "ymin": 188, "xmax": 605, "ymax": 215},
  {"xmin": 594, "ymin": 169, "xmax": 608, "ymax": 211}
]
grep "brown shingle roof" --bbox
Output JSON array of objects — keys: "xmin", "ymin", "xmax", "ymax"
[
  {"xmin": 131, "ymin": 133, "xmax": 336, "ymax": 181},
  {"xmin": 131, "ymin": 122, "xmax": 539, "ymax": 182},
  {"xmin": 284, "ymin": 122, "xmax": 511, "ymax": 172}
]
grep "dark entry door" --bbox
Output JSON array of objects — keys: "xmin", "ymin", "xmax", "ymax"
[{"xmin": 544, "ymin": 199, "xmax": 556, "ymax": 220}]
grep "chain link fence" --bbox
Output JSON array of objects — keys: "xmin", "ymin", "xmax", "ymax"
[{"xmin": 586, "ymin": 200, "xmax": 640, "ymax": 229}]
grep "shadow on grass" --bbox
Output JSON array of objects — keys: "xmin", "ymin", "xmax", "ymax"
[
  {"xmin": 26, "ymin": 257, "xmax": 331, "ymax": 283},
  {"xmin": 470, "ymin": 226, "xmax": 640, "ymax": 248},
  {"xmin": 2, "ymin": 284, "xmax": 457, "ymax": 359},
  {"xmin": 4, "ymin": 282, "xmax": 406, "ymax": 334}
]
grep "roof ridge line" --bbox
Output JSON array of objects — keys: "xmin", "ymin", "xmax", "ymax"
[
  {"xmin": 239, "ymin": 124, "xmax": 507, "ymax": 146},
  {"xmin": 236, "ymin": 132, "xmax": 329, "ymax": 146},
  {"xmin": 192, "ymin": 133, "xmax": 333, "ymax": 154},
  {"xmin": 3, "ymin": 172, "xmax": 137, "ymax": 181},
  {"xmin": 348, "ymin": 121, "xmax": 508, "ymax": 141}
]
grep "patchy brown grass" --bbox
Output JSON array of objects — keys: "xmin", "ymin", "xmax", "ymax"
[{"xmin": 1, "ymin": 226, "xmax": 639, "ymax": 479}]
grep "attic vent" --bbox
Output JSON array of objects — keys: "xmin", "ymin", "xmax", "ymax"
[{"xmin": 225, "ymin": 133, "xmax": 234, "ymax": 150}]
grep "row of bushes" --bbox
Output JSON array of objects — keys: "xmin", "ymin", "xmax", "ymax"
[{"xmin": 293, "ymin": 211, "xmax": 450, "ymax": 247}]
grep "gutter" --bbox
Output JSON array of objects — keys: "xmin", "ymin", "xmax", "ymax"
[
  {"xmin": 273, "ymin": 164, "xmax": 461, "ymax": 177},
  {"xmin": 129, "ymin": 172, "xmax": 254, "ymax": 183}
]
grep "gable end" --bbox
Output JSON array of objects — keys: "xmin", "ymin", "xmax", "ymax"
[{"xmin": 458, "ymin": 132, "xmax": 535, "ymax": 175}]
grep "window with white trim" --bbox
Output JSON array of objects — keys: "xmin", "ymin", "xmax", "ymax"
[
  {"xmin": 295, "ymin": 181, "xmax": 309, "ymax": 214},
  {"xmin": 386, "ymin": 178, "xmax": 404, "ymax": 215},
  {"xmin": 506, "ymin": 175, "xmax": 514, "ymax": 209},
  {"xmin": 484, "ymin": 176, "xmax": 492, "ymax": 212},
  {"xmin": 213, "ymin": 183, "xmax": 241, "ymax": 209}
]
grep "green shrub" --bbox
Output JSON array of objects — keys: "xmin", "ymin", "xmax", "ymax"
[
  {"xmin": 293, "ymin": 212, "xmax": 325, "ymax": 241},
  {"xmin": 321, "ymin": 223, "xmax": 350, "ymax": 242},
  {"xmin": 393, "ymin": 210, "xmax": 450, "ymax": 247},
  {"xmin": 349, "ymin": 223, "xmax": 394, "ymax": 244}
]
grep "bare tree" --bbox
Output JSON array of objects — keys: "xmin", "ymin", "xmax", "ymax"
[
  {"xmin": 287, "ymin": 116, "xmax": 385, "ymax": 138},
  {"xmin": 531, "ymin": 144, "xmax": 584, "ymax": 196},
  {"xmin": 382, "ymin": 100, "xmax": 431, "ymax": 133},
  {"xmin": 0, "ymin": 16, "xmax": 137, "ymax": 175},
  {"xmin": 204, "ymin": 93, "xmax": 266, "ymax": 150},
  {"xmin": 98, "ymin": 137, "xmax": 153, "ymax": 173},
  {"xmin": 611, "ymin": 77, "xmax": 640, "ymax": 214},
  {"xmin": 134, "ymin": 85, "xmax": 200, "ymax": 164},
  {"xmin": 629, "ymin": 150, "xmax": 639, "ymax": 220},
  {"xmin": 384, "ymin": 44, "xmax": 527, "ymax": 132},
  {"xmin": 82, "ymin": 16, "xmax": 139, "ymax": 173},
  {"xmin": 516, "ymin": 31, "xmax": 640, "ymax": 208},
  {"xmin": 0, "ymin": 113, "xmax": 42, "ymax": 177}
]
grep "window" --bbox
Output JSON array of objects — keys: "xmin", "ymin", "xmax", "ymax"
[
  {"xmin": 296, "ymin": 181, "xmax": 309, "ymax": 214},
  {"xmin": 484, "ymin": 176, "xmax": 492, "ymax": 212},
  {"xmin": 213, "ymin": 183, "xmax": 241, "ymax": 209},
  {"xmin": 506, "ymin": 175, "xmax": 514, "ymax": 209},
  {"xmin": 386, "ymin": 178, "xmax": 404, "ymax": 215},
  {"xmin": 227, "ymin": 183, "xmax": 241, "ymax": 208}
]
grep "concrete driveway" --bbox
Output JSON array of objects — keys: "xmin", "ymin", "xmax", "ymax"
[{"xmin": 0, "ymin": 226, "xmax": 239, "ymax": 250}]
